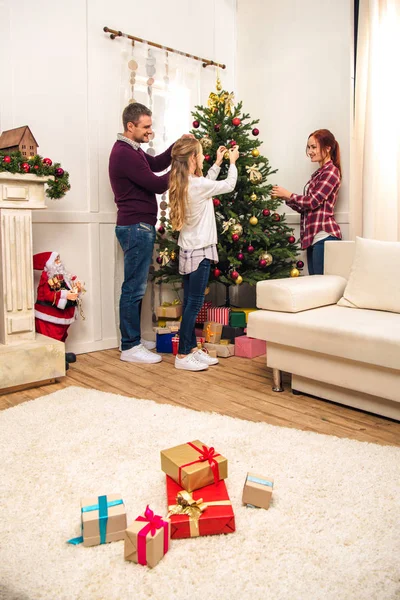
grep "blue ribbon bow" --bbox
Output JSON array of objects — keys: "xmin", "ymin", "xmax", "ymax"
[{"xmin": 67, "ymin": 496, "xmax": 123, "ymax": 545}]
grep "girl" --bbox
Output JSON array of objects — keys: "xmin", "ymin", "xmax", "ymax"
[
  {"xmin": 272, "ymin": 129, "xmax": 342, "ymax": 275},
  {"xmin": 169, "ymin": 138, "xmax": 239, "ymax": 371}
]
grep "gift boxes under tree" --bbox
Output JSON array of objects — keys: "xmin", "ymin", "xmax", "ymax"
[{"xmin": 235, "ymin": 335, "xmax": 266, "ymax": 358}]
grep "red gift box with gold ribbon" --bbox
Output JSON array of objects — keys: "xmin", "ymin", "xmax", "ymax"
[{"xmin": 166, "ymin": 476, "xmax": 235, "ymax": 539}]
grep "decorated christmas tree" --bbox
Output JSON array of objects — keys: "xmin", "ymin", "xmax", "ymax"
[{"xmin": 154, "ymin": 82, "xmax": 300, "ymax": 290}]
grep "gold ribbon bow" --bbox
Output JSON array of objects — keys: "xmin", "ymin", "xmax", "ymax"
[
  {"xmin": 159, "ymin": 250, "xmax": 170, "ymax": 266},
  {"xmin": 222, "ymin": 218, "xmax": 236, "ymax": 234},
  {"xmin": 168, "ymin": 491, "xmax": 208, "ymax": 536},
  {"xmin": 222, "ymin": 92, "xmax": 235, "ymax": 115},
  {"xmin": 246, "ymin": 165, "xmax": 262, "ymax": 183}
]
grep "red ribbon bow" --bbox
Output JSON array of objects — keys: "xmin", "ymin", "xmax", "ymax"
[
  {"xmin": 136, "ymin": 505, "xmax": 169, "ymax": 566},
  {"xmin": 178, "ymin": 442, "xmax": 221, "ymax": 487}
]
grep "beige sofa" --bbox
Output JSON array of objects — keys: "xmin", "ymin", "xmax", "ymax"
[{"xmin": 247, "ymin": 241, "xmax": 400, "ymax": 420}]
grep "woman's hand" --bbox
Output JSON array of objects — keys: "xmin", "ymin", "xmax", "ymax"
[
  {"xmin": 272, "ymin": 185, "xmax": 292, "ymax": 200},
  {"xmin": 229, "ymin": 145, "xmax": 240, "ymax": 164},
  {"xmin": 215, "ymin": 146, "xmax": 227, "ymax": 166}
]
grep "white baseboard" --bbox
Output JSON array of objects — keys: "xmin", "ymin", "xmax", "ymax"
[{"xmin": 66, "ymin": 338, "xmax": 118, "ymax": 355}]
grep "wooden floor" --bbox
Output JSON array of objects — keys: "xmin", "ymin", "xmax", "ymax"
[{"xmin": 2, "ymin": 349, "xmax": 400, "ymax": 447}]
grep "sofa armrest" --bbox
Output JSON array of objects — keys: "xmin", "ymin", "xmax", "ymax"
[{"xmin": 256, "ymin": 275, "xmax": 347, "ymax": 313}]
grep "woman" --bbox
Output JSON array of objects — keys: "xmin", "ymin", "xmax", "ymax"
[
  {"xmin": 272, "ymin": 129, "xmax": 342, "ymax": 275},
  {"xmin": 169, "ymin": 138, "xmax": 239, "ymax": 371}
]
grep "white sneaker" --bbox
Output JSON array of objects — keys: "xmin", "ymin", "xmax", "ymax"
[
  {"xmin": 175, "ymin": 353, "xmax": 208, "ymax": 371},
  {"xmin": 120, "ymin": 344, "xmax": 162, "ymax": 364},
  {"xmin": 193, "ymin": 349, "xmax": 219, "ymax": 366},
  {"xmin": 141, "ymin": 339, "xmax": 156, "ymax": 350}
]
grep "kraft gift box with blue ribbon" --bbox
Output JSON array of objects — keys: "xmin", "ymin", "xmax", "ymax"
[
  {"xmin": 68, "ymin": 494, "xmax": 127, "ymax": 547},
  {"xmin": 242, "ymin": 473, "xmax": 274, "ymax": 510}
]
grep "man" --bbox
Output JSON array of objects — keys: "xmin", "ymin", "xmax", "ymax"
[{"xmin": 109, "ymin": 102, "xmax": 189, "ymax": 364}]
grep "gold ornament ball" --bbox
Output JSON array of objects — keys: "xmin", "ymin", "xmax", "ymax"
[
  {"xmin": 249, "ymin": 216, "xmax": 258, "ymax": 226},
  {"xmin": 250, "ymin": 193, "xmax": 257, "ymax": 202},
  {"xmin": 216, "ymin": 82, "xmax": 222, "ymax": 92},
  {"xmin": 235, "ymin": 275, "xmax": 243, "ymax": 285},
  {"xmin": 290, "ymin": 267, "xmax": 300, "ymax": 277},
  {"xmin": 170, "ymin": 251, "xmax": 176, "ymax": 261},
  {"xmin": 231, "ymin": 223, "xmax": 243, "ymax": 236},
  {"xmin": 224, "ymin": 150, "xmax": 230, "ymax": 160},
  {"xmin": 200, "ymin": 136, "xmax": 213, "ymax": 150},
  {"xmin": 260, "ymin": 252, "xmax": 273, "ymax": 266},
  {"xmin": 249, "ymin": 170, "xmax": 263, "ymax": 184},
  {"xmin": 252, "ymin": 149, "xmax": 260, "ymax": 157}
]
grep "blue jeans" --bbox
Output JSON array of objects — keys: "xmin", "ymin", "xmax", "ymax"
[
  {"xmin": 306, "ymin": 236, "xmax": 339, "ymax": 275},
  {"xmin": 178, "ymin": 258, "xmax": 211, "ymax": 355},
  {"xmin": 115, "ymin": 223, "xmax": 155, "ymax": 351}
]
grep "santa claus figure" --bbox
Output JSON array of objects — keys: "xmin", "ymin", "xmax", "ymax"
[{"xmin": 33, "ymin": 251, "xmax": 84, "ymax": 368}]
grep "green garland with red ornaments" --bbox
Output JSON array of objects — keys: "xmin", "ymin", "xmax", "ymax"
[{"xmin": 0, "ymin": 151, "xmax": 70, "ymax": 199}]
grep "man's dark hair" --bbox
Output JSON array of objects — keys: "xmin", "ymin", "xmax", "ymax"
[{"xmin": 122, "ymin": 103, "xmax": 152, "ymax": 130}]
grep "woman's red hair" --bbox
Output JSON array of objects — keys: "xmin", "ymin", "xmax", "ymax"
[{"xmin": 308, "ymin": 129, "xmax": 341, "ymax": 177}]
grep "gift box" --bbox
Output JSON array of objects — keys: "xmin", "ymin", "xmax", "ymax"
[
  {"xmin": 196, "ymin": 301, "xmax": 212, "ymax": 324},
  {"xmin": 230, "ymin": 307, "xmax": 258, "ymax": 323},
  {"xmin": 157, "ymin": 317, "xmax": 181, "ymax": 327},
  {"xmin": 221, "ymin": 325, "xmax": 246, "ymax": 342},
  {"xmin": 207, "ymin": 306, "xmax": 230, "ymax": 325},
  {"xmin": 195, "ymin": 327, "xmax": 204, "ymax": 337},
  {"xmin": 157, "ymin": 303, "xmax": 182, "ymax": 319},
  {"xmin": 204, "ymin": 342, "xmax": 235, "ymax": 358},
  {"xmin": 229, "ymin": 311, "xmax": 246, "ymax": 328},
  {"xmin": 207, "ymin": 349, "xmax": 217, "ymax": 358},
  {"xmin": 68, "ymin": 494, "xmax": 127, "ymax": 547},
  {"xmin": 172, "ymin": 335, "xmax": 179, "ymax": 355},
  {"xmin": 235, "ymin": 335, "xmax": 266, "ymax": 358},
  {"xmin": 124, "ymin": 506, "xmax": 170, "ymax": 568},
  {"xmin": 166, "ymin": 476, "xmax": 235, "ymax": 539},
  {"xmin": 242, "ymin": 472, "xmax": 274, "ymax": 509},
  {"xmin": 161, "ymin": 440, "xmax": 228, "ymax": 492},
  {"xmin": 156, "ymin": 332, "xmax": 174, "ymax": 353},
  {"xmin": 203, "ymin": 321, "xmax": 223, "ymax": 344}
]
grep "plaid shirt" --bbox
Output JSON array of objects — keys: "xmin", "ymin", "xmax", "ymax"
[
  {"xmin": 179, "ymin": 245, "xmax": 218, "ymax": 275},
  {"xmin": 286, "ymin": 160, "xmax": 342, "ymax": 249}
]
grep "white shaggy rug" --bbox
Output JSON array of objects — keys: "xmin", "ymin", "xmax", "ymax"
[{"xmin": 1, "ymin": 387, "xmax": 399, "ymax": 600}]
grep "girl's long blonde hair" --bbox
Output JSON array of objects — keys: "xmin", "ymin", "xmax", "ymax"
[{"xmin": 169, "ymin": 138, "xmax": 202, "ymax": 231}]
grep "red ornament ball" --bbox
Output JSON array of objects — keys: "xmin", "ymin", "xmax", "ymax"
[
  {"xmin": 262, "ymin": 209, "xmax": 270, "ymax": 217},
  {"xmin": 214, "ymin": 124, "xmax": 221, "ymax": 132},
  {"xmin": 213, "ymin": 198, "xmax": 221, "ymax": 207},
  {"xmin": 272, "ymin": 213, "xmax": 281, "ymax": 222},
  {"xmin": 214, "ymin": 268, "xmax": 221, "ymax": 278},
  {"xmin": 252, "ymin": 128, "xmax": 260, "ymax": 136},
  {"xmin": 237, "ymin": 252, "xmax": 244, "ymax": 261},
  {"xmin": 288, "ymin": 235, "xmax": 296, "ymax": 244},
  {"xmin": 231, "ymin": 270, "xmax": 239, "ymax": 280},
  {"xmin": 156, "ymin": 256, "xmax": 162, "ymax": 264},
  {"xmin": 259, "ymin": 259, "xmax": 267, "ymax": 268},
  {"xmin": 296, "ymin": 260, "xmax": 304, "ymax": 269},
  {"xmin": 232, "ymin": 117, "xmax": 241, "ymax": 127},
  {"xmin": 158, "ymin": 226, "xmax": 165, "ymax": 234},
  {"xmin": 204, "ymin": 154, "xmax": 211, "ymax": 162},
  {"xmin": 55, "ymin": 168, "xmax": 64, "ymax": 177},
  {"xmin": 230, "ymin": 140, "xmax": 237, "ymax": 147},
  {"xmin": 42, "ymin": 157, "xmax": 52, "ymax": 166},
  {"xmin": 232, "ymin": 233, "xmax": 240, "ymax": 242},
  {"xmin": 247, "ymin": 245, "xmax": 255, "ymax": 254},
  {"xmin": 34, "ymin": 165, "xmax": 39, "ymax": 170},
  {"xmin": 192, "ymin": 120, "xmax": 200, "ymax": 128},
  {"xmin": 3, "ymin": 156, "xmax": 11, "ymax": 164},
  {"xmin": 21, "ymin": 162, "xmax": 30, "ymax": 173}
]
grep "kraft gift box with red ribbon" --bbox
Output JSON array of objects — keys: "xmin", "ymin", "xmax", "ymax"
[
  {"xmin": 166, "ymin": 476, "xmax": 235, "ymax": 539},
  {"xmin": 67, "ymin": 494, "xmax": 127, "ymax": 547},
  {"xmin": 124, "ymin": 506, "xmax": 170, "ymax": 568},
  {"xmin": 160, "ymin": 440, "xmax": 228, "ymax": 492}
]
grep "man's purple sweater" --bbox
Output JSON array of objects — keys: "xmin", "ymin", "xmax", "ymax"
[{"xmin": 109, "ymin": 140, "xmax": 173, "ymax": 226}]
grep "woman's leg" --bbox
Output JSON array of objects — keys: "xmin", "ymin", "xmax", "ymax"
[
  {"xmin": 178, "ymin": 259, "xmax": 211, "ymax": 356},
  {"xmin": 312, "ymin": 236, "xmax": 339, "ymax": 275},
  {"xmin": 306, "ymin": 246, "xmax": 315, "ymax": 276}
]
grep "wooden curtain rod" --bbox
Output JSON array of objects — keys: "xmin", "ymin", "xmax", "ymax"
[{"xmin": 103, "ymin": 27, "xmax": 226, "ymax": 69}]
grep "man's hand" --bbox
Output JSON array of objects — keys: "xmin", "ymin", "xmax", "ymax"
[{"xmin": 67, "ymin": 292, "xmax": 78, "ymax": 301}]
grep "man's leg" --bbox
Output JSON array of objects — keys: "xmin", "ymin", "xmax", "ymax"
[{"xmin": 116, "ymin": 223, "xmax": 156, "ymax": 352}]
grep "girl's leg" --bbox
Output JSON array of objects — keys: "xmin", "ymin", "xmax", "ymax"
[{"xmin": 178, "ymin": 259, "xmax": 211, "ymax": 356}]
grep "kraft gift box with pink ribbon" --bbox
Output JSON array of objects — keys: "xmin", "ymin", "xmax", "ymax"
[
  {"xmin": 124, "ymin": 506, "xmax": 170, "ymax": 568},
  {"xmin": 160, "ymin": 440, "xmax": 228, "ymax": 492}
]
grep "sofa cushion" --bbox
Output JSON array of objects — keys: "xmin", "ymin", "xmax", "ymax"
[
  {"xmin": 247, "ymin": 305, "xmax": 400, "ymax": 370},
  {"xmin": 338, "ymin": 237, "xmax": 400, "ymax": 313},
  {"xmin": 256, "ymin": 275, "xmax": 347, "ymax": 313}
]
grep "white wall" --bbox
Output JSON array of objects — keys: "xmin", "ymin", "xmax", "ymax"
[
  {"xmin": 237, "ymin": 0, "xmax": 353, "ymax": 266},
  {"xmin": 0, "ymin": 0, "xmax": 237, "ymax": 353}
]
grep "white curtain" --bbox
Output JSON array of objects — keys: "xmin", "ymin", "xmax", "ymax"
[
  {"xmin": 114, "ymin": 38, "xmax": 202, "ymax": 343},
  {"xmin": 351, "ymin": 0, "xmax": 400, "ymax": 241}
]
